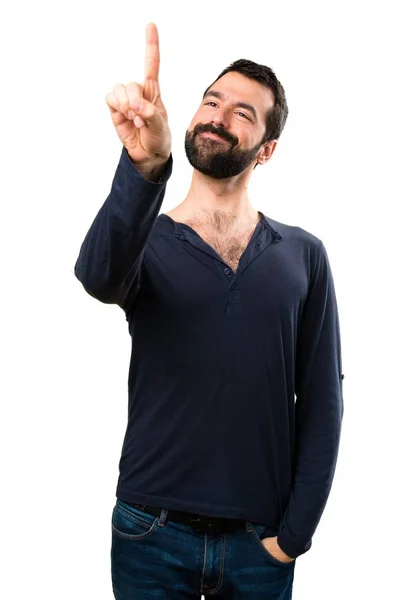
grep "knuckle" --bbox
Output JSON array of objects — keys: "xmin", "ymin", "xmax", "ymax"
[
  {"xmin": 105, "ymin": 92, "xmax": 118, "ymax": 109},
  {"xmin": 125, "ymin": 82, "xmax": 143, "ymax": 108},
  {"xmin": 113, "ymin": 84, "xmax": 127, "ymax": 105},
  {"xmin": 126, "ymin": 81, "xmax": 143, "ymax": 94},
  {"xmin": 127, "ymin": 96, "xmax": 141, "ymax": 112}
]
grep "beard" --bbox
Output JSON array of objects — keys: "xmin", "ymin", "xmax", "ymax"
[{"xmin": 184, "ymin": 122, "xmax": 263, "ymax": 179}]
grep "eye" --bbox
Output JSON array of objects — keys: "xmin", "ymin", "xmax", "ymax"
[{"xmin": 204, "ymin": 102, "xmax": 250, "ymax": 121}]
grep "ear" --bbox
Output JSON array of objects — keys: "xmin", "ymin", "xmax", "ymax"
[{"xmin": 256, "ymin": 140, "xmax": 277, "ymax": 165}]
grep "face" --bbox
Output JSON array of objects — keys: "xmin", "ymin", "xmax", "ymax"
[{"xmin": 185, "ymin": 71, "xmax": 276, "ymax": 179}]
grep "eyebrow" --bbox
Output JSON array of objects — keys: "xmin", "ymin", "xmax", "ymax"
[{"xmin": 203, "ymin": 90, "xmax": 258, "ymax": 122}]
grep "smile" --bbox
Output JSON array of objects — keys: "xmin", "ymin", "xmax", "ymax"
[{"xmin": 199, "ymin": 132, "xmax": 229, "ymax": 143}]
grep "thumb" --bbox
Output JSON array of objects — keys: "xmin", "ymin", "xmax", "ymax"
[{"xmin": 131, "ymin": 98, "xmax": 163, "ymax": 130}]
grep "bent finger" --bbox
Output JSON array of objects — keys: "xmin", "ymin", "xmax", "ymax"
[
  {"xmin": 113, "ymin": 83, "xmax": 130, "ymax": 117},
  {"xmin": 105, "ymin": 91, "xmax": 120, "ymax": 112}
]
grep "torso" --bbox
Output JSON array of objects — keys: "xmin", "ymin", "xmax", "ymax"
[{"xmin": 165, "ymin": 209, "xmax": 260, "ymax": 273}]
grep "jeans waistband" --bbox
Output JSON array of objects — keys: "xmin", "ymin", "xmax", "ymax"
[{"xmin": 126, "ymin": 502, "xmax": 247, "ymax": 534}]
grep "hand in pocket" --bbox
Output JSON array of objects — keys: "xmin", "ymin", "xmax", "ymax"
[{"xmin": 262, "ymin": 536, "xmax": 295, "ymax": 563}]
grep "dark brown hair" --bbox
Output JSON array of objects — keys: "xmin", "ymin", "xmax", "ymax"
[{"xmin": 203, "ymin": 58, "xmax": 289, "ymax": 144}]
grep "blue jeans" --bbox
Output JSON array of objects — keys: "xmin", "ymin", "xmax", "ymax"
[{"xmin": 111, "ymin": 500, "xmax": 296, "ymax": 599}]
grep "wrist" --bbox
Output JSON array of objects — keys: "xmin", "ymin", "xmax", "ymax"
[
  {"xmin": 126, "ymin": 151, "xmax": 170, "ymax": 182},
  {"xmin": 139, "ymin": 161, "xmax": 169, "ymax": 182}
]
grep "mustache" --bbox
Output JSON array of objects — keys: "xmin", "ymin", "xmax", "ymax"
[{"xmin": 193, "ymin": 123, "xmax": 238, "ymax": 147}]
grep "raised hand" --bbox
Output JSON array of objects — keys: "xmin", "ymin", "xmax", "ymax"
[{"xmin": 105, "ymin": 23, "xmax": 171, "ymax": 169}]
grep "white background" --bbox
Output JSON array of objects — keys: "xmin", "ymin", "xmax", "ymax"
[{"xmin": 1, "ymin": 0, "xmax": 396, "ymax": 598}]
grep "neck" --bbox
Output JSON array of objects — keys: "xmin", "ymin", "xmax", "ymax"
[{"xmin": 176, "ymin": 167, "xmax": 258, "ymax": 223}]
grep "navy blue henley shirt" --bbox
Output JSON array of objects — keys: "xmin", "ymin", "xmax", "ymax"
[{"xmin": 74, "ymin": 145, "xmax": 344, "ymax": 559}]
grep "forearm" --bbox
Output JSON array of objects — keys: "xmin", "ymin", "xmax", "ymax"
[
  {"xmin": 74, "ymin": 145, "xmax": 173, "ymax": 310},
  {"xmin": 277, "ymin": 374, "xmax": 343, "ymax": 558}
]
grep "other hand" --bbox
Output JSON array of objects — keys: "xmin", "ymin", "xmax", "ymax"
[{"xmin": 262, "ymin": 536, "xmax": 295, "ymax": 563}]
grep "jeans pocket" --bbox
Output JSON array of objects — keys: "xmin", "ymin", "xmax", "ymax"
[
  {"xmin": 251, "ymin": 523, "xmax": 295, "ymax": 568},
  {"xmin": 112, "ymin": 501, "xmax": 159, "ymax": 540}
]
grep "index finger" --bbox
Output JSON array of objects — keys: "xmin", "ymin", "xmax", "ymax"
[{"xmin": 145, "ymin": 22, "xmax": 160, "ymax": 81}]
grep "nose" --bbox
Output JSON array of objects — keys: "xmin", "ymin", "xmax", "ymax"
[
  {"xmin": 211, "ymin": 106, "xmax": 230, "ymax": 129},
  {"xmin": 211, "ymin": 115, "xmax": 224, "ymax": 128}
]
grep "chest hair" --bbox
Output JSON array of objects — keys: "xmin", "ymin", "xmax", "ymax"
[{"xmin": 183, "ymin": 211, "xmax": 259, "ymax": 273}]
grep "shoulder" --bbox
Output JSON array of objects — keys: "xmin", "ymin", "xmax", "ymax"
[
  {"xmin": 264, "ymin": 215, "xmax": 327, "ymax": 275},
  {"xmin": 265, "ymin": 215, "xmax": 323, "ymax": 248},
  {"xmin": 265, "ymin": 214, "xmax": 326, "ymax": 255}
]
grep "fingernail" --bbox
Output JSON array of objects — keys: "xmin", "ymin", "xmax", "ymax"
[{"xmin": 127, "ymin": 110, "xmax": 134, "ymax": 119}]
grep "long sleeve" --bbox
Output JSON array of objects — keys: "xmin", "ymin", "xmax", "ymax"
[
  {"xmin": 74, "ymin": 146, "xmax": 173, "ymax": 313},
  {"xmin": 277, "ymin": 240, "xmax": 344, "ymax": 559}
]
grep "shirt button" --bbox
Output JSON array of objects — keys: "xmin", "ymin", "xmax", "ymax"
[{"xmin": 224, "ymin": 268, "xmax": 231, "ymax": 275}]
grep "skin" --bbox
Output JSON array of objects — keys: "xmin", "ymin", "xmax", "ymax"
[
  {"xmin": 176, "ymin": 71, "xmax": 277, "ymax": 226},
  {"xmin": 106, "ymin": 23, "xmax": 294, "ymax": 564}
]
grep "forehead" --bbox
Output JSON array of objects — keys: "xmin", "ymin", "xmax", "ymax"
[{"xmin": 205, "ymin": 71, "xmax": 275, "ymax": 123}]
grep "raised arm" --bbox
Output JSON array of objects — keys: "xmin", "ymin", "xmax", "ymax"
[{"xmin": 74, "ymin": 23, "xmax": 172, "ymax": 313}]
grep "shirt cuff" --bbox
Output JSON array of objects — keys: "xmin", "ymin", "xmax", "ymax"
[
  {"xmin": 277, "ymin": 526, "xmax": 312, "ymax": 559},
  {"xmin": 121, "ymin": 145, "xmax": 173, "ymax": 184}
]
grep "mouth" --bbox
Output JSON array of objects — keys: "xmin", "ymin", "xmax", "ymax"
[{"xmin": 199, "ymin": 132, "xmax": 229, "ymax": 143}]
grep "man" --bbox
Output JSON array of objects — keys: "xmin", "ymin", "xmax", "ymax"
[{"xmin": 74, "ymin": 22, "xmax": 344, "ymax": 600}]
